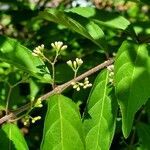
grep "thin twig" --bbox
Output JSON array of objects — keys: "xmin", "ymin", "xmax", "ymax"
[
  {"xmin": 5, "ymin": 87, "xmax": 12, "ymax": 115},
  {"xmin": 5, "ymin": 74, "xmax": 29, "ymax": 115},
  {"xmin": 0, "ymin": 58, "xmax": 113, "ymax": 125},
  {"xmin": 51, "ymin": 52, "xmax": 59, "ymax": 89},
  {"xmin": 43, "ymin": 53, "xmax": 58, "ymax": 89}
]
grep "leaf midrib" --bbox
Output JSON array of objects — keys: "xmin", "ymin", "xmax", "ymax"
[
  {"xmin": 126, "ymin": 46, "xmax": 140, "ymax": 123},
  {"xmin": 8, "ymin": 125, "xmax": 12, "ymax": 150},
  {"xmin": 58, "ymin": 96, "xmax": 64, "ymax": 150},
  {"xmin": 95, "ymin": 71, "xmax": 108, "ymax": 149}
]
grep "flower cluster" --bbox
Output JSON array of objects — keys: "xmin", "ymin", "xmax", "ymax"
[
  {"xmin": 71, "ymin": 77, "xmax": 92, "ymax": 91},
  {"xmin": 34, "ymin": 98, "xmax": 43, "ymax": 108},
  {"xmin": 67, "ymin": 58, "xmax": 83, "ymax": 71},
  {"xmin": 51, "ymin": 41, "xmax": 67, "ymax": 53},
  {"xmin": 71, "ymin": 82, "xmax": 83, "ymax": 91},
  {"xmin": 22, "ymin": 116, "xmax": 30, "ymax": 126},
  {"xmin": 23, "ymin": 115, "xmax": 41, "ymax": 126},
  {"xmin": 107, "ymin": 65, "xmax": 114, "ymax": 84},
  {"xmin": 32, "ymin": 44, "xmax": 44, "ymax": 57},
  {"xmin": 31, "ymin": 116, "xmax": 41, "ymax": 123},
  {"xmin": 83, "ymin": 77, "xmax": 92, "ymax": 89},
  {"xmin": 32, "ymin": 41, "xmax": 67, "ymax": 58}
]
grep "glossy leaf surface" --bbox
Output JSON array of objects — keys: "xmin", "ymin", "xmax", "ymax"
[
  {"xmin": 39, "ymin": 8, "xmax": 107, "ymax": 50},
  {"xmin": 41, "ymin": 94, "xmax": 85, "ymax": 150},
  {"xmin": 83, "ymin": 70, "xmax": 117, "ymax": 150},
  {"xmin": 0, "ymin": 35, "xmax": 51, "ymax": 83},
  {"xmin": 66, "ymin": 7, "xmax": 130, "ymax": 30},
  {"xmin": 0, "ymin": 123, "xmax": 29, "ymax": 150},
  {"xmin": 114, "ymin": 40, "xmax": 150, "ymax": 138}
]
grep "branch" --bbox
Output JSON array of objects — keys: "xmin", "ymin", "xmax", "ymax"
[{"xmin": 0, "ymin": 58, "xmax": 114, "ymax": 125}]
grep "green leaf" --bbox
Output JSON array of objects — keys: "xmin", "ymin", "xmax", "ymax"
[
  {"xmin": 0, "ymin": 123, "xmax": 29, "ymax": 150},
  {"xmin": 114, "ymin": 40, "xmax": 150, "ymax": 138},
  {"xmin": 83, "ymin": 70, "xmax": 118, "ymax": 150},
  {"xmin": 66, "ymin": 7, "xmax": 130, "ymax": 30},
  {"xmin": 0, "ymin": 35, "xmax": 51, "ymax": 83},
  {"xmin": 41, "ymin": 94, "xmax": 85, "ymax": 150},
  {"xmin": 29, "ymin": 79, "xmax": 40, "ymax": 99},
  {"xmin": 137, "ymin": 122, "xmax": 150, "ymax": 150},
  {"xmin": 39, "ymin": 8, "xmax": 107, "ymax": 51}
]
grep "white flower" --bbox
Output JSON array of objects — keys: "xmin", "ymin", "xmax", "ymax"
[
  {"xmin": 73, "ymin": 84, "xmax": 79, "ymax": 89},
  {"xmin": 32, "ymin": 44, "xmax": 44, "ymax": 57},
  {"xmin": 51, "ymin": 41, "xmax": 67, "ymax": 52},
  {"xmin": 67, "ymin": 60, "xmax": 72, "ymax": 67},
  {"xmin": 71, "ymin": 78, "xmax": 92, "ymax": 91},
  {"xmin": 35, "ymin": 98, "xmax": 43, "ymax": 108},
  {"xmin": 83, "ymin": 77, "xmax": 92, "ymax": 89},
  {"xmin": 31, "ymin": 116, "xmax": 41, "ymax": 123},
  {"xmin": 55, "ymin": 41, "xmax": 63, "ymax": 50},
  {"xmin": 76, "ymin": 87, "xmax": 80, "ymax": 91},
  {"xmin": 76, "ymin": 58, "xmax": 83, "ymax": 66},
  {"xmin": 66, "ymin": 58, "xmax": 83, "ymax": 70},
  {"xmin": 73, "ymin": 61, "xmax": 77, "ymax": 69},
  {"xmin": 107, "ymin": 65, "xmax": 114, "ymax": 84},
  {"xmin": 32, "ymin": 52, "xmax": 38, "ymax": 57},
  {"xmin": 61, "ymin": 45, "xmax": 68, "ymax": 50},
  {"xmin": 107, "ymin": 65, "xmax": 114, "ymax": 71},
  {"xmin": 78, "ymin": 82, "xmax": 84, "ymax": 86},
  {"xmin": 109, "ymin": 72, "xmax": 114, "ymax": 77}
]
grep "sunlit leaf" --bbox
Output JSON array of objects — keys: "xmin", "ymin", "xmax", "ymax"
[
  {"xmin": 41, "ymin": 94, "xmax": 85, "ymax": 150},
  {"xmin": 0, "ymin": 35, "xmax": 51, "ymax": 83},
  {"xmin": 114, "ymin": 40, "xmax": 150, "ymax": 138},
  {"xmin": 83, "ymin": 70, "xmax": 117, "ymax": 150},
  {"xmin": 66, "ymin": 7, "xmax": 130, "ymax": 30},
  {"xmin": 39, "ymin": 8, "xmax": 107, "ymax": 51}
]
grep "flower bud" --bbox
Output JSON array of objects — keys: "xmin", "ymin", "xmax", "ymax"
[
  {"xmin": 67, "ymin": 60, "xmax": 72, "ymax": 67},
  {"xmin": 76, "ymin": 87, "xmax": 80, "ymax": 91},
  {"xmin": 61, "ymin": 45, "xmax": 67, "ymax": 51},
  {"xmin": 76, "ymin": 58, "xmax": 83, "ymax": 66},
  {"xmin": 73, "ymin": 61, "xmax": 77, "ymax": 69}
]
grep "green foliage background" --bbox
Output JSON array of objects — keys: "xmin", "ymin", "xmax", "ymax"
[{"xmin": 0, "ymin": 0, "xmax": 150, "ymax": 150}]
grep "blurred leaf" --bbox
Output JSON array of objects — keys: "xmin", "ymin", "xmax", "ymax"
[
  {"xmin": 0, "ymin": 35, "xmax": 51, "ymax": 83},
  {"xmin": 41, "ymin": 94, "xmax": 85, "ymax": 150},
  {"xmin": 66, "ymin": 7, "xmax": 130, "ymax": 30},
  {"xmin": 0, "ymin": 0, "xmax": 31, "ymax": 9},
  {"xmin": 0, "ymin": 123, "xmax": 29, "ymax": 150},
  {"xmin": 114, "ymin": 40, "xmax": 150, "ymax": 138},
  {"xmin": 39, "ymin": 8, "xmax": 107, "ymax": 51},
  {"xmin": 83, "ymin": 70, "xmax": 118, "ymax": 150},
  {"xmin": 137, "ymin": 122, "xmax": 150, "ymax": 150},
  {"xmin": 0, "ymin": 82, "xmax": 7, "ymax": 110},
  {"xmin": 29, "ymin": 79, "xmax": 40, "ymax": 100}
]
